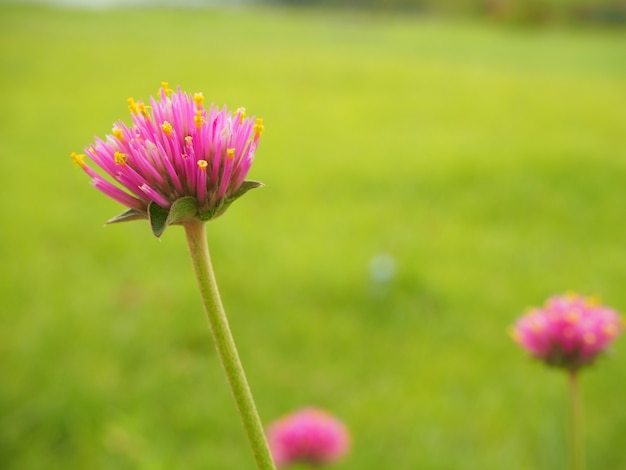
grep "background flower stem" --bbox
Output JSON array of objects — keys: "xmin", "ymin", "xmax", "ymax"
[
  {"xmin": 568, "ymin": 370, "xmax": 584, "ymax": 470},
  {"xmin": 184, "ymin": 218, "xmax": 276, "ymax": 470}
]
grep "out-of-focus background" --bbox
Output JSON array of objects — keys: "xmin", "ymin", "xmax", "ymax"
[{"xmin": 1, "ymin": 0, "xmax": 625, "ymax": 468}]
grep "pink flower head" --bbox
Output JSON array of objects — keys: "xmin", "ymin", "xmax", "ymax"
[
  {"xmin": 72, "ymin": 82, "xmax": 264, "ymax": 236},
  {"xmin": 267, "ymin": 408, "xmax": 350, "ymax": 468},
  {"xmin": 511, "ymin": 294, "xmax": 623, "ymax": 371}
]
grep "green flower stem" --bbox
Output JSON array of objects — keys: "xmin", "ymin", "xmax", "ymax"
[
  {"xmin": 568, "ymin": 370, "xmax": 584, "ymax": 470},
  {"xmin": 183, "ymin": 219, "xmax": 276, "ymax": 470}
]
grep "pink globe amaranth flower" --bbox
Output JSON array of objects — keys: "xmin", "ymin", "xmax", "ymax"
[
  {"xmin": 511, "ymin": 294, "xmax": 623, "ymax": 371},
  {"xmin": 267, "ymin": 408, "xmax": 350, "ymax": 468},
  {"xmin": 72, "ymin": 82, "xmax": 264, "ymax": 236}
]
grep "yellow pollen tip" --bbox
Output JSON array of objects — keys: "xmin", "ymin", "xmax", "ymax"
[
  {"xmin": 161, "ymin": 81, "xmax": 172, "ymax": 97},
  {"xmin": 71, "ymin": 152, "xmax": 86, "ymax": 167},
  {"xmin": 112, "ymin": 128, "xmax": 124, "ymax": 141},
  {"xmin": 254, "ymin": 118, "xmax": 264, "ymax": 137},
  {"xmin": 197, "ymin": 160, "xmax": 208, "ymax": 170},
  {"xmin": 161, "ymin": 121, "xmax": 173, "ymax": 136},
  {"xmin": 138, "ymin": 102, "xmax": 149, "ymax": 117},
  {"xmin": 193, "ymin": 93, "xmax": 204, "ymax": 107},
  {"xmin": 227, "ymin": 148, "xmax": 235, "ymax": 159},
  {"xmin": 127, "ymin": 97, "xmax": 138, "ymax": 114},
  {"xmin": 114, "ymin": 151, "xmax": 128, "ymax": 167},
  {"xmin": 194, "ymin": 110, "xmax": 204, "ymax": 129},
  {"xmin": 585, "ymin": 296, "xmax": 601, "ymax": 307},
  {"xmin": 236, "ymin": 107, "xmax": 246, "ymax": 123}
]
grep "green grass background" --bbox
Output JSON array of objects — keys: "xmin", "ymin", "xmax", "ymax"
[{"xmin": 1, "ymin": 3, "xmax": 625, "ymax": 469}]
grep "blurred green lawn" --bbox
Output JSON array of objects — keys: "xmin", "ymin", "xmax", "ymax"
[{"xmin": 1, "ymin": 3, "xmax": 625, "ymax": 469}]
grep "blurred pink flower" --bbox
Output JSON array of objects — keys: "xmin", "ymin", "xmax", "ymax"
[
  {"xmin": 267, "ymin": 408, "xmax": 350, "ymax": 468},
  {"xmin": 511, "ymin": 294, "xmax": 623, "ymax": 371},
  {"xmin": 72, "ymin": 82, "xmax": 263, "ymax": 231}
]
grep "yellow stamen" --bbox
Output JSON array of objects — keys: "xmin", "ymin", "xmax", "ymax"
[
  {"xmin": 254, "ymin": 118, "xmax": 264, "ymax": 137},
  {"xmin": 194, "ymin": 109, "xmax": 204, "ymax": 129},
  {"xmin": 112, "ymin": 128, "xmax": 124, "ymax": 142},
  {"xmin": 128, "ymin": 97, "xmax": 139, "ymax": 114},
  {"xmin": 197, "ymin": 160, "xmax": 208, "ymax": 170},
  {"xmin": 236, "ymin": 107, "xmax": 246, "ymax": 124},
  {"xmin": 161, "ymin": 81, "xmax": 172, "ymax": 97},
  {"xmin": 114, "ymin": 151, "xmax": 128, "ymax": 167},
  {"xmin": 161, "ymin": 121, "xmax": 173, "ymax": 137},
  {"xmin": 507, "ymin": 327, "xmax": 519, "ymax": 341},
  {"xmin": 138, "ymin": 102, "xmax": 149, "ymax": 117},
  {"xmin": 185, "ymin": 136, "xmax": 193, "ymax": 146},
  {"xmin": 227, "ymin": 148, "xmax": 235, "ymax": 159},
  {"xmin": 71, "ymin": 152, "xmax": 86, "ymax": 168},
  {"xmin": 585, "ymin": 296, "xmax": 601, "ymax": 307},
  {"xmin": 193, "ymin": 93, "xmax": 204, "ymax": 108}
]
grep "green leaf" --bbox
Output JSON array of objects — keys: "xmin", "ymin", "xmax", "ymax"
[
  {"xmin": 196, "ymin": 181, "xmax": 264, "ymax": 222},
  {"xmin": 207, "ymin": 200, "xmax": 232, "ymax": 221},
  {"xmin": 166, "ymin": 197, "xmax": 198, "ymax": 226},
  {"xmin": 231, "ymin": 180, "xmax": 264, "ymax": 200},
  {"xmin": 148, "ymin": 201, "xmax": 170, "ymax": 238},
  {"xmin": 105, "ymin": 209, "xmax": 148, "ymax": 225}
]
